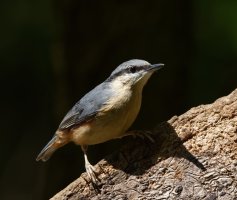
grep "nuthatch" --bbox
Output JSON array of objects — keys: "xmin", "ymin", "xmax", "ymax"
[{"xmin": 36, "ymin": 59, "xmax": 164, "ymax": 184}]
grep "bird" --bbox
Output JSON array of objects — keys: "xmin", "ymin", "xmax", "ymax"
[{"xmin": 36, "ymin": 59, "xmax": 164, "ymax": 184}]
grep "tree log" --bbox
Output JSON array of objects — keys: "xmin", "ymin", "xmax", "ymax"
[{"xmin": 51, "ymin": 89, "xmax": 237, "ymax": 200}]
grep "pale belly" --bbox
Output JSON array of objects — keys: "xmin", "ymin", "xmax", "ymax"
[{"xmin": 71, "ymin": 90, "xmax": 142, "ymax": 145}]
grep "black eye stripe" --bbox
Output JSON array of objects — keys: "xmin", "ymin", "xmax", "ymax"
[
  {"xmin": 127, "ymin": 65, "xmax": 148, "ymax": 73},
  {"xmin": 106, "ymin": 65, "xmax": 149, "ymax": 82},
  {"xmin": 129, "ymin": 66, "xmax": 137, "ymax": 73}
]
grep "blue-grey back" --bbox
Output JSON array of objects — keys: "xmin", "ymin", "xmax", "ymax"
[{"xmin": 58, "ymin": 82, "xmax": 113, "ymax": 130}]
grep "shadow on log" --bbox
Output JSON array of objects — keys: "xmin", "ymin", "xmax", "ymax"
[{"xmin": 51, "ymin": 89, "xmax": 237, "ymax": 200}]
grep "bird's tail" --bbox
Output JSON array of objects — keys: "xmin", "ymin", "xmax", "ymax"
[{"xmin": 36, "ymin": 133, "xmax": 68, "ymax": 162}]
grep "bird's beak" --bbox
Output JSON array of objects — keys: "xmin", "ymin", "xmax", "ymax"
[{"xmin": 147, "ymin": 63, "xmax": 165, "ymax": 72}]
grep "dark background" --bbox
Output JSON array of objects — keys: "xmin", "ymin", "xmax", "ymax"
[{"xmin": 0, "ymin": 1, "xmax": 237, "ymax": 199}]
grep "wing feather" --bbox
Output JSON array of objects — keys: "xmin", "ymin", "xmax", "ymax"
[{"xmin": 58, "ymin": 82, "xmax": 112, "ymax": 130}]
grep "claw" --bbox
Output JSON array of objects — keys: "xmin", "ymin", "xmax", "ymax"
[
  {"xmin": 131, "ymin": 130, "xmax": 155, "ymax": 143},
  {"xmin": 82, "ymin": 145, "xmax": 100, "ymax": 185},
  {"xmin": 84, "ymin": 157, "xmax": 99, "ymax": 184}
]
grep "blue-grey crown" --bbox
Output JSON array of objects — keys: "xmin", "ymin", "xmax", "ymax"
[{"xmin": 110, "ymin": 59, "xmax": 150, "ymax": 77}]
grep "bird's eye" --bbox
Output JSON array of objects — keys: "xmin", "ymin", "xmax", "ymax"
[{"xmin": 129, "ymin": 66, "xmax": 137, "ymax": 73}]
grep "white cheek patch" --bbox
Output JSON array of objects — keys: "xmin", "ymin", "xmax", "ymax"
[{"xmin": 116, "ymin": 74, "xmax": 134, "ymax": 85}]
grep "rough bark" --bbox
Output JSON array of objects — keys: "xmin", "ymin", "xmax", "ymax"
[{"xmin": 51, "ymin": 89, "xmax": 237, "ymax": 200}]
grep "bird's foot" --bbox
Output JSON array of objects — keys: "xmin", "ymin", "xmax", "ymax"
[
  {"xmin": 129, "ymin": 130, "xmax": 155, "ymax": 143},
  {"xmin": 85, "ymin": 162, "xmax": 99, "ymax": 185}
]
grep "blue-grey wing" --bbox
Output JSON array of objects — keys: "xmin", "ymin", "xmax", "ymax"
[{"xmin": 58, "ymin": 83, "xmax": 112, "ymax": 130}]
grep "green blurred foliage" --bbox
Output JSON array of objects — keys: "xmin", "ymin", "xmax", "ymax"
[{"xmin": 0, "ymin": 1, "xmax": 236, "ymax": 199}]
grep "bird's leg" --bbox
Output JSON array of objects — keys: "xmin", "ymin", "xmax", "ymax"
[
  {"xmin": 122, "ymin": 130, "xmax": 155, "ymax": 143},
  {"xmin": 81, "ymin": 145, "xmax": 99, "ymax": 184}
]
